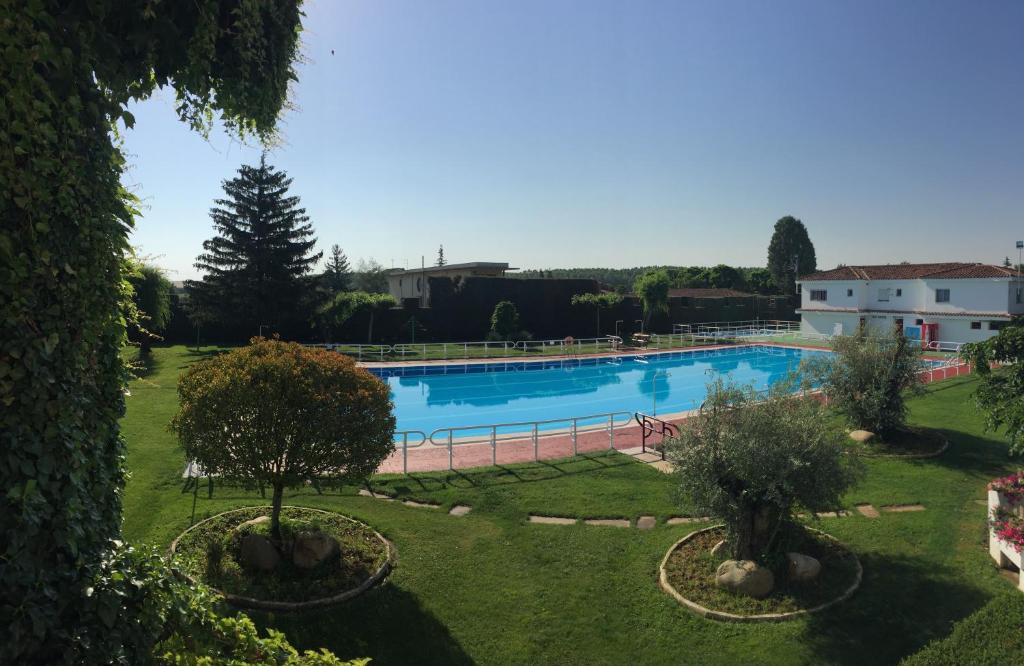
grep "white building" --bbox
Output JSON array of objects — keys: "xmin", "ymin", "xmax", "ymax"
[
  {"xmin": 386, "ymin": 262, "xmax": 514, "ymax": 307},
  {"xmin": 797, "ymin": 263, "xmax": 1023, "ymax": 345}
]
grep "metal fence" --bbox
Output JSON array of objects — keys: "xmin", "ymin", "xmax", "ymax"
[{"xmin": 308, "ymin": 336, "xmax": 621, "ymax": 362}]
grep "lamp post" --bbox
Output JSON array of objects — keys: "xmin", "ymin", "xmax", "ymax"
[{"xmin": 1016, "ymin": 241, "xmax": 1023, "ymax": 306}]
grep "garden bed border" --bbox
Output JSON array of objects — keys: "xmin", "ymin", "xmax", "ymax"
[
  {"xmin": 658, "ymin": 524, "xmax": 862, "ymax": 623},
  {"xmin": 169, "ymin": 505, "xmax": 394, "ymax": 612}
]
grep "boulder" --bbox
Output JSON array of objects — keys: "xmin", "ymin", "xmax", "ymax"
[
  {"xmin": 849, "ymin": 430, "xmax": 876, "ymax": 443},
  {"xmin": 715, "ymin": 559, "xmax": 775, "ymax": 598},
  {"xmin": 239, "ymin": 533, "xmax": 281, "ymax": 572},
  {"xmin": 238, "ymin": 515, "xmax": 271, "ymax": 531},
  {"xmin": 710, "ymin": 540, "xmax": 730, "ymax": 560},
  {"xmin": 786, "ymin": 552, "xmax": 822, "ymax": 582},
  {"xmin": 293, "ymin": 532, "xmax": 340, "ymax": 569}
]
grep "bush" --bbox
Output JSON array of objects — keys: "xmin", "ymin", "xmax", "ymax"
[
  {"xmin": 171, "ymin": 338, "xmax": 395, "ymax": 540},
  {"xmin": 490, "ymin": 300, "xmax": 520, "ymax": 341},
  {"xmin": 667, "ymin": 377, "xmax": 863, "ymax": 561},
  {"xmin": 74, "ymin": 541, "xmax": 367, "ymax": 665},
  {"xmin": 900, "ymin": 592, "xmax": 1024, "ymax": 665},
  {"xmin": 806, "ymin": 323, "xmax": 924, "ymax": 436}
]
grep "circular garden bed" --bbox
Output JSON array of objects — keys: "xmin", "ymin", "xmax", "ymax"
[
  {"xmin": 659, "ymin": 525, "xmax": 861, "ymax": 622},
  {"xmin": 849, "ymin": 426, "xmax": 948, "ymax": 458},
  {"xmin": 170, "ymin": 506, "xmax": 392, "ymax": 611}
]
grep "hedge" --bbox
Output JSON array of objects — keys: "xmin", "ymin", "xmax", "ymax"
[{"xmin": 900, "ymin": 591, "xmax": 1024, "ymax": 665}]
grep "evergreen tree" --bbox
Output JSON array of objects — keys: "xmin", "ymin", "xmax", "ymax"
[
  {"xmin": 323, "ymin": 244, "xmax": 351, "ymax": 292},
  {"xmin": 437, "ymin": 244, "xmax": 447, "ymax": 266},
  {"xmin": 187, "ymin": 155, "xmax": 322, "ymax": 334},
  {"xmin": 767, "ymin": 216, "xmax": 817, "ymax": 295}
]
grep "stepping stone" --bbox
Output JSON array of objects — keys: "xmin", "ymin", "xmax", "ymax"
[
  {"xmin": 880, "ymin": 504, "xmax": 925, "ymax": 513},
  {"xmin": 636, "ymin": 516, "xmax": 656, "ymax": 530},
  {"xmin": 358, "ymin": 489, "xmax": 394, "ymax": 501},
  {"xmin": 855, "ymin": 503, "xmax": 880, "ymax": 518},
  {"xmin": 650, "ymin": 461, "xmax": 674, "ymax": 474},
  {"xmin": 813, "ymin": 510, "xmax": 850, "ymax": 518},
  {"xmin": 666, "ymin": 516, "xmax": 709, "ymax": 525},
  {"xmin": 584, "ymin": 518, "xmax": 630, "ymax": 528},
  {"xmin": 403, "ymin": 500, "xmax": 439, "ymax": 509},
  {"xmin": 529, "ymin": 515, "xmax": 577, "ymax": 525},
  {"xmin": 449, "ymin": 505, "xmax": 472, "ymax": 517},
  {"xmin": 632, "ymin": 452, "xmax": 663, "ymax": 463}
]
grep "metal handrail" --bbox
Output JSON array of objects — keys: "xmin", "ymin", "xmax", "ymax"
[
  {"xmin": 392, "ymin": 430, "xmax": 428, "ymax": 474},
  {"xmin": 634, "ymin": 412, "xmax": 678, "ymax": 461},
  {"xmin": 310, "ymin": 336, "xmax": 619, "ymax": 362},
  {"xmin": 422, "ymin": 411, "xmax": 634, "ymax": 470}
]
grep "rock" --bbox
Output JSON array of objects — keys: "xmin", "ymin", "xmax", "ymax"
[
  {"xmin": 239, "ymin": 533, "xmax": 281, "ymax": 572},
  {"xmin": 787, "ymin": 552, "xmax": 822, "ymax": 582},
  {"xmin": 292, "ymin": 532, "xmax": 340, "ymax": 569},
  {"xmin": 710, "ymin": 540, "xmax": 730, "ymax": 560},
  {"xmin": 238, "ymin": 515, "xmax": 271, "ymax": 531},
  {"xmin": 849, "ymin": 430, "xmax": 876, "ymax": 443},
  {"xmin": 715, "ymin": 559, "xmax": 775, "ymax": 598}
]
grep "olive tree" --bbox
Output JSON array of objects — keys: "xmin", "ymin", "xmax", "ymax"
[
  {"xmin": 804, "ymin": 323, "xmax": 924, "ymax": 437},
  {"xmin": 668, "ymin": 377, "xmax": 863, "ymax": 561},
  {"xmin": 633, "ymin": 269, "xmax": 670, "ymax": 331},
  {"xmin": 172, "ymin": 339, "xmax": 396, "ymax": 541},
  {"xmin": 961, "ymin": 318, "xmax": 1024, "ymax": 454}
]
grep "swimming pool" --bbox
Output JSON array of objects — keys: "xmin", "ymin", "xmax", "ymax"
[{"xmin": 369, "ymin": 344, "xmax": 833, "ymax": 436}]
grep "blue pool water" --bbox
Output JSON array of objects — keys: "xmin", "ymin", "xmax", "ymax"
[{"xmin": 369, "ymin": 345, "xmax": 833, "ymax": 435}]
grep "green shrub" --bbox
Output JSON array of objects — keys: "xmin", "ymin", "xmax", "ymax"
[
  {"xmin": 490, "ymin": 300, "xmax": 520, "ymax": 341},
  {"xmin": 900, "ymin": 592, "xmax": 1024, "ymax": 665},
  {"xmin": 667, "ymin": 377, "xmax": 863, "ymax": 561},
  {"xmin": 805, "ymin": 323, "xmax": 925, "ymax": 436},
  {"xmin": 171, "ymin": 338, "xmax": 396, "ymax": 541}
]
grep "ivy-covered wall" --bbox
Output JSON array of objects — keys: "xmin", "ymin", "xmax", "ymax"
[{"xmin": 0, "ymin": 2, "xmax": 303, "ymax": 661}]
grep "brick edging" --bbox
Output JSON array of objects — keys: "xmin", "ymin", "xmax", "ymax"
[
  {"xmin": 169, "ymin": 506, "xmax": 394, "ymax": 612},
  {"xmin": 658, "ymin": 525, "xmax": 862, "ymax": 623}
]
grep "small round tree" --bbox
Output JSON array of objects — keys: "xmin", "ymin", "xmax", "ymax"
[
  {"xmin": 805, "ymin": 322, "xmax": 924, "ymax": 437},
  {"xmin": 668, "ymin": 377, "xmax": 863, "ymax": 561},
  {"xmin": 171, "ymin": 338, "xmax": 395, "ymax": 541},
  {"xmin": 490, "ymin": 300, "xmax": 520, "ymax": 341}
]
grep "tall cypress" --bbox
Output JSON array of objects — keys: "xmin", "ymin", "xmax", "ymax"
[{"xmin": 188, "ymin": 155, "xmax": 321, "ymax": 336}]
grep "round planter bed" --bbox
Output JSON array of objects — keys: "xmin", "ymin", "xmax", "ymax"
[
  {"xmin": 659, "ymin": 524, "xmax": 862, "ymax": 623},
  {"xmin": 170, "ymin": 506, "xmax": 393, "ymax": 612}
]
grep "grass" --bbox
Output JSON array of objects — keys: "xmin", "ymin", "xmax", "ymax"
[
  {"xmin": 848, "ymin": 426, "xmax": 949, "ymax": 457},
  {"xmin": 122, "ymin": 345, "xmax": 1020, "ymax": 665}
]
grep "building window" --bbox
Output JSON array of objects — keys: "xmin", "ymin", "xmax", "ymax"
[
  {"xmin": 915, "ymin": 319, "xmax": 924, "ymax": 325},
  {"xmin": 809, "ymin": 289, "xmax": 827, "ymax": 301},
  {"xmin": 846, "ymin": 289, "xmax": 853, "ymax": 297},
  {"xmin": 896, "ymin": 288, "xmax": 902, "ymax": 297},
  {"xmin": 970, "ymin": 322, "xmax": 981, "ymax": 330},
  {"xmin": 878, "ymin": 288, "xmax": 890, "ymax": 302},
  {"xmin": 935, "ymin": 288, "xmax": 950, "ymax": 303},
  {"xmin": 990, "ymin": 321, "xmax": 1007, "ymax": 331}
]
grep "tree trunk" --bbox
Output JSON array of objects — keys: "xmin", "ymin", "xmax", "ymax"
[
  {"xmin": 733, "ymin": 503, "xmax": 781, "ymax": 561},
  {"xmin": 270, "ymin": 483, "xmax": 285, "ymax": 542}
]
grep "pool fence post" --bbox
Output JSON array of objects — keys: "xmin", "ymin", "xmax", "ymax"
[
  {"xmin": 571, "ymin": 420, "xmax": 577, "ymax": 456},
  {"xmin": 608, "ymin": 414, "xmax": 614, "ymax": 450},
  {"xmin": 448, "ymin": 431, "xmax": 453, "ymax": 470},
  {"xmin": 533, "ymin": 424, "xmax": 539, "ymax": 461},
  {"xmin": 491, "ymin": 426, "xmax": 497, "ymax": 466},
  {"xmin": 443, "ymin": 343, "xmax": 447, "ymax": 360}
]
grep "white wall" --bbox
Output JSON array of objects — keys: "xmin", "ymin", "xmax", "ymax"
[
  {"xmin": 920, "ymin": 278, "xmax": 1013, "ymax": 315},
  {"xmin": 799, "ymin": 280, "xmax": 865, "ymax": 311},
  {"xmin": 801, "ymin": 312, "xmax": 862, "ymax": 336}
]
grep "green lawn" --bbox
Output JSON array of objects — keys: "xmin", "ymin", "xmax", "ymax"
[{"xmin": 122, "ymin": 345, "xmax": 1019, "ymax": 665}]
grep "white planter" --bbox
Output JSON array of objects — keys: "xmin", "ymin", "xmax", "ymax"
[{"xmin": 988, "ymin": 489, "xmax": 1024, "ymax": 591}]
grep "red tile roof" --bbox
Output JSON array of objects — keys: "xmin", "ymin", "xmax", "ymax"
[
  {"xmin": 668, "ymin": 288, "xmax": 752, "ymax": 298},
  {"xmin": 799, "ymin": 263, "xmax": 1016, "ymax": 281}
]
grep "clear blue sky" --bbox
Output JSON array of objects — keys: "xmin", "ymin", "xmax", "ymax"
[{"xmin": 122, "ymin": 0, "xmax": 1024, "ymax": 280}]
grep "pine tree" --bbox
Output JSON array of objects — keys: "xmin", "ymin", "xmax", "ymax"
[
  {"xmin": 187, "ymin": 154, "xmax": 322, "ymax": 334},
  {"xmin": 437, "ymin": 244, "xmax": 447, "ymax": 267},
  {"xmin": 323, "ymin": 244, "xmax": 351, "ymax": 292},
  {"xmin": 767, "ymin": 216, "xmax": 817, "ymax": 295}
]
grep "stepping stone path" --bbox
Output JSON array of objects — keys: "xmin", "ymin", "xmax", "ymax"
[
  {"xmin": 880, "ymin": 503, "xmax": 925, "ymax": 513},
  {"xmin": 584, "ymin": 518, "xmax": 631, "ymax": 528},
  {"xmin": 529, "ymin": 515, "xmax": 577, "ymax": 525},
  {"xmin": 855, "ymin": 504, "xmax": 880, "ymax": 518},
  {"xmin": 449, "ymin": 505, "xmax": 472, "ymax": 517},
  {"xmin": 359, "ymin": 488, "xmax": 468, "ymax": 515},
  {"xmin": 636, "ymin": 516, "xmax": 657, "ymax": 530},
  {"xmin": 358, "ymin": 489, "xmax": 395, "ymax": 501}
]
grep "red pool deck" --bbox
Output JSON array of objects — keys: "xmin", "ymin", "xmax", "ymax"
[{"xmin": 372, "ymin": 352, "xmax": 973, "ymax": 475}]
